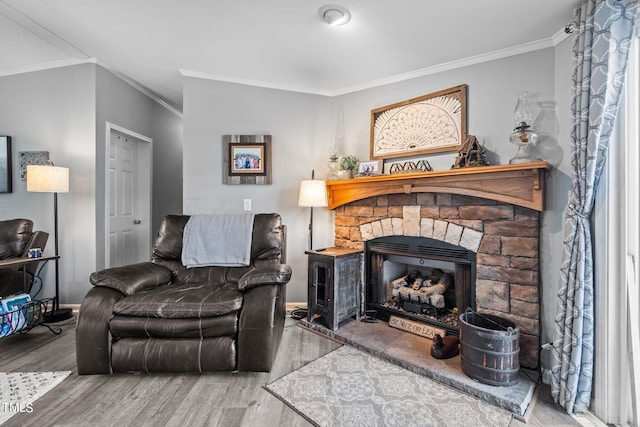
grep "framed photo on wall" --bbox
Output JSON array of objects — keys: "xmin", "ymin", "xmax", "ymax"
[
  {"xmin": 223, "ymin": 135, "xmax": 272, "ymax": 185},
  {"xmin": 0, "ymin": 136, "xmax": 12, "ymax": 193},
  {"xmin": 229, "ymin": 143, "xmax": 266, "ymax": 175},
  {"xmin": 370, "ymin": 84, "xmax": 467, "ymax": 160}
]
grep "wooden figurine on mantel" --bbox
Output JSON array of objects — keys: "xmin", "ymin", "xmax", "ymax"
[{"xmin": 452, "ymin": 134, "xmax": 489, "ymax": 169}]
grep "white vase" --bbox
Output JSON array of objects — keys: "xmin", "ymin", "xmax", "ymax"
[{"xmin": 337, "ymin": 170, "xmax": 352, "ymax": 179}]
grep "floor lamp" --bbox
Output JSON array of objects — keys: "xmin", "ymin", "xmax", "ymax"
[
  {"xmin": 298, "ymin": 170, "xmax": 328, "ymax": 250},
  {"xmin": 27, "ymin": 163, "xmax": 73, "ymax": 323}
]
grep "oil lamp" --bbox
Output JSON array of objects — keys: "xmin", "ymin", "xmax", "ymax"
[{"xmin": 508, "ymin": 91, "xmax": 539, "ymax": 164}]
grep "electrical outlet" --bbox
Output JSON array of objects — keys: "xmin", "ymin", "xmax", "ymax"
[{"xmin": 243, "ymin": 199, "xmax": 252, "ymax": 211}]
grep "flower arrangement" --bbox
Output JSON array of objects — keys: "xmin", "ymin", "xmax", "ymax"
[{"xmin": 339, "ymin": 155, "xmax": 359, "ymax": 177}]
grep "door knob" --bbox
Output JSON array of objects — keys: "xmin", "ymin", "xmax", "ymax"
[{"xmin": 133, "ymin": 219, "xmax": 142, "ymax": 225}]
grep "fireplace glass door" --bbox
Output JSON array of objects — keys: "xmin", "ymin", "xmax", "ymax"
[{"xmin": 365, "ymin": 236, "xmax": 475, "ymax": 335}]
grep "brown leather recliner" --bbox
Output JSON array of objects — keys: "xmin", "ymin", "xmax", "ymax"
[
  {"xmin": 0, "ymin": 218, "xmax": 49, "ymax": 297},
  {"xmin": 76, "ymin": 213, "xmax": 291, "ymax": 374}
]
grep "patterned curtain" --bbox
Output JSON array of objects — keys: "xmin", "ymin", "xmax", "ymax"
[{"xmin": 551, "ymin": 0, "xmax": 638, "ymax": 414}]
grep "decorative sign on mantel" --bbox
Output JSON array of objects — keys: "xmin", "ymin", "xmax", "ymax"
[{"xmin": 388, "ymin": 315, "xmax": 446, "ymax": 339}]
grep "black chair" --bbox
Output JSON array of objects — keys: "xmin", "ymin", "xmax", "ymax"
[{"xmin": 76, "ymin": 213, "xmax": 291, "ymax": 374}]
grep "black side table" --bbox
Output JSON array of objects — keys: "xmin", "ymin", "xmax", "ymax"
[{"xmin": 305, "ymin": 247, "xmax": 361, "ymax": 330}]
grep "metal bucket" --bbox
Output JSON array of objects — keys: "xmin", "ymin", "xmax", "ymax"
[{"xmin": 459, "ymin": 311, "xmax": 520, "ymax": 387}]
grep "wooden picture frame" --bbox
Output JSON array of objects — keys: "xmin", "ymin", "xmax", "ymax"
[
  {"xmin": 223, "ymin": 135, "xmax": 272, "ymax": 185},
  {"xmin": 370, "ymin": 84, "xmax": 467, "ymax": 160},
  {"xmin": 0, "ymin": 136, "xmax": 12, "ymax": 193},
  {"xmin": 357, "ymin": 160, "xmax": 383, "ymax": 176}
]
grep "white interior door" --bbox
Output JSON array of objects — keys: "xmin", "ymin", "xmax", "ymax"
[{"xmin": 107, "ymin": 128, "xmax": 152, "ymax": 268}]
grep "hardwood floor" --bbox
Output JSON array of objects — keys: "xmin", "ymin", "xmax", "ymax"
[{"xmin": 0, "ymin": 317, "xmax": 579, "ymax": 426}]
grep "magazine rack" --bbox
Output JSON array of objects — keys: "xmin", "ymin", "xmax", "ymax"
[
  {"xmin": 0, "ymin": 256, "xmax": 64, "ymax": 337},
  {"xmin": 0, "ymin": 297, "xmax": 60, "ymax": 337}
]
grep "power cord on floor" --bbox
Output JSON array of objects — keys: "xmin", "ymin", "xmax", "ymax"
[
  {"xmin": 45, "ymin": 318, "xmax": 76, "ymax": 328},
  {"xmin": 289, "ymin": 308, "xmax": 307, "ymax": 320}
]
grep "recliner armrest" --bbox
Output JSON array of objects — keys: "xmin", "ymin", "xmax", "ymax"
[
  {"xmin": 90, "ymin": 262, "xmax": 172, "ymax": 295},
  {"xmin": 237, "ymin": 264, "xmax": 292, "ymax": 291}
]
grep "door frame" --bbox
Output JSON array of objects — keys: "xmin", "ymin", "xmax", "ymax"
[{"xmin": 104, "ymin": 122, "xmax": 153, "ymax": 268}]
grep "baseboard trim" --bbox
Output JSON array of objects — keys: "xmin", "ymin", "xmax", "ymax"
[
  {"xmin": 60, "ymin": 303, "xmax": 81, "ymax": 315},
  {"xmin": 569, "ymin": 411, "xmax": 607, "ymax": 427},
  {"xmin": 286, "ymin": 302, "xmax": 306, "ymax": 313}
]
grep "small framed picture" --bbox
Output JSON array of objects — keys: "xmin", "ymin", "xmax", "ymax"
[
  {"xmin": 222, "ymin": 135, "xmax": 272, "ymax": 185},
  {"xmin": 229, "ymin": 143, "xmax": 266, "ymax": 176},
  {"xmin": 358, "ymin": 160, "xmax": 383, "ymax": 176}
]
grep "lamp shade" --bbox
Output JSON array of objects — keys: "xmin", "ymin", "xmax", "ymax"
[
  {"xmin": 298, "ymin": 179, "xmax": 328, "ymax": 207},
  {"xmin": 26, "ymin": 165, "xmax": 69, "ymax": 193}
]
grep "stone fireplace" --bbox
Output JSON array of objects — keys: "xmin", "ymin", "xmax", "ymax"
[{"xmin": 326, "ymin": 162, "xmax": 549, "ymax": 369}]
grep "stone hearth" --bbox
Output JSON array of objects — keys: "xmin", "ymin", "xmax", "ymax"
[
  {"xmin": 299, "ymin": 318, "xmax": 537, "ymax": 417},
  {"xmin": 333, "ymin": 192, "xmax": 541, "ymax": 368}
]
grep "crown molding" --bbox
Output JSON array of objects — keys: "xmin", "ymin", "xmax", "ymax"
[
  {"xmin": 0, "ymin": 57, "xmax": 182, "ymax": 117},
  {"xmin": 0, "ymin": 57, "xmax": 96, "ymax": 77},
  {"xmin": 179, "ymin": 69, "xmax": 333, "ymax": 97},
  {"xmin": 0, "ymin": 0, "xmax": 180, "ymax": 116},
  {"xmin": 183, "ymin": 34, "xmax": 562, "ymax": 98},
  {"xmin": 0, "ymin": 19, "xmax": 572, "ymax": 113},
  {"xmin": 0, "ymin": 0, "xmax": 89, "ymax": 59},
  {"xmin": 551, "ymin": 26, "xmax": 572, "ymax": 46},
  {"xmin": 96, "ymin": 59, "xmax": 182, "ymax": 117},
  {"xmin": 332, "ymin": 37, "xmax": 557, "ymax": 96}
]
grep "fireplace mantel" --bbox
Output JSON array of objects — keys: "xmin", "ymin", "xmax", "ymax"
[{"xmin": 326, "ymin": 161, "xmax": 550, "ymax": 211}]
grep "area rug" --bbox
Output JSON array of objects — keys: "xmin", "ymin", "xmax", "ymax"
[
  {"xmin": 265, "ymin": 346, "xmax": 512, "ymax": 427},
  {"xmin": 0, "ymin": 371, "xmax": 71, "ymax": 424}
]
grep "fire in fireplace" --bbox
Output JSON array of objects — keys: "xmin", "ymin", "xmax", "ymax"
[{"xmin": 365, "ymin": 235, "xmax": 476, "ymax": 335}]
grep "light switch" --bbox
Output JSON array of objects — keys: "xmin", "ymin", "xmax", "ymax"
[{"xmin": 243, "ymin": 199, "xmax": 252, "ymax": 211}]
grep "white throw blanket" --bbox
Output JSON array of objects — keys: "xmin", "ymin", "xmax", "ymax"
[{"xmin": 181, "ymin": 214, "xmax": 255, "ymax": 267}]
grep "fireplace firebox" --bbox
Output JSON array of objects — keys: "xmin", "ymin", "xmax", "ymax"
[{"xmin": 365, "ymin": 235, "xmax": 476, "ymax": 336}]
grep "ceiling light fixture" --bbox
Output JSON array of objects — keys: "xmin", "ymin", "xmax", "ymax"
[{"xmin": 318, "ymin": 5, "xmax": 351, "ymax": 26}]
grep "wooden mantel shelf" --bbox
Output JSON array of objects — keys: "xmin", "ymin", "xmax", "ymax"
[{"xmin": 326, "ymin": 161, "xmax": 551, "ymax": 211}]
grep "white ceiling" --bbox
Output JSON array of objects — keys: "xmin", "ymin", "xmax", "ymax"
[{"xmin": 0, "ymin": 0, "xmax": 580, "ymax": 113}]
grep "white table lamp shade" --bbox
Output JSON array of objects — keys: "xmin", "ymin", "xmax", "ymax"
[
  {"xmin": 298, "ymin": 179, "xmax": 328, "ymax": 207},
  {"xmin": 27, "ymin": 165, "xmax": 69, "ymax": 193}
]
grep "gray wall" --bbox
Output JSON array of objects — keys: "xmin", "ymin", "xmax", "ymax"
[
  {"xmin": 95, "ymin": 65, "xmax": 183, "ymax": 272},
  {"xmin": 182, "ymin": 47, "xmax": 571, "ymax": 323},
  {"xmin": 541, "ymin": 36, "xmax": 573, "ymax": 349},
  {"xmin": 0, "ymin": 64, "xmax": 97, "ymax": 305},
  {"xmin": 0, "ymin": 63, "xmax": 183, "ymax": 304},
  {"xmin": 182, "ymin": 79, "xmax": 335, "ymax": 303},
  {"xmin": 182, "ymin": 44, "xmax": 577, "ymax": 376},
  {"xmin": 330, "ymin": 49, "xmax": 556, "ymax": 170}
]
